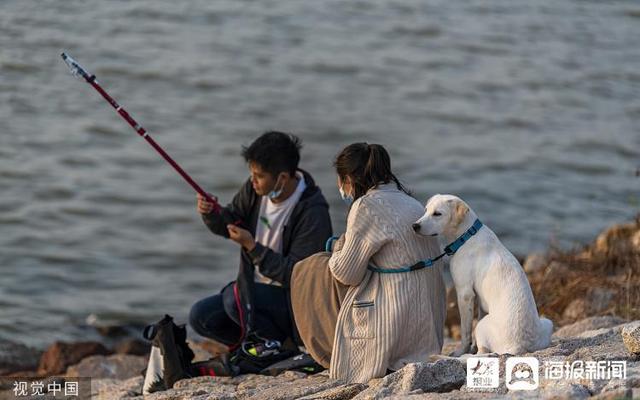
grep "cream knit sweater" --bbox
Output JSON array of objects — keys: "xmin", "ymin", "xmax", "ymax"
[{"xmin": 328, "ymin": 184, "xmax": 447, "ymax": 383}]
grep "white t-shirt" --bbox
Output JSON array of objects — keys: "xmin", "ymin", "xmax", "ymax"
[{"xmin": 254, "ymin": 172, "xmax": 307, "ymax": 285}]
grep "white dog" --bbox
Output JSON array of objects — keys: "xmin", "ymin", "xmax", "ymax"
[{"xmin": 413, "ymin": 194, "xmax": 552, "ymax": 356}]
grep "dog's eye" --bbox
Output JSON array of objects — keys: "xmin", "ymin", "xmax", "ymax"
[{"xmin": 433, "ymin": 211, "xmax": 442, "ymax": 217}]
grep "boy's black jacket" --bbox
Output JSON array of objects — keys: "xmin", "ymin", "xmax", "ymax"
[{"xmin": 202, "ymin": 169, "xmax": 332, "ymax": 340}]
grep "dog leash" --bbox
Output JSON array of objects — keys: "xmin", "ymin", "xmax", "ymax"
[{"xmin": 367, "ymin": 219, "xmax": 483, "ymax": 274}]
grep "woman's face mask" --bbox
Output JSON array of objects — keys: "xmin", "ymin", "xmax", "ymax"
[{"xmin": 338, "ymin": 177, "xmax": 354, "ymax": 206}]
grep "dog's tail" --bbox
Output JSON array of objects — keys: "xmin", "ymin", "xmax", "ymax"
[{"xmin": 534, "ymin": 317, "xmax": 553, "ymax": 350}]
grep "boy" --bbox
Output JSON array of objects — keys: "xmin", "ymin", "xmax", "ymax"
[{"xmin": 189, "ymin": 131, "xmax": 332, "ymax": 348}]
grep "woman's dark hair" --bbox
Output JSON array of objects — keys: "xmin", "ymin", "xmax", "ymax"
[
  {"xmin": 333, "ymin": 142, "xmax": 410, "ymax": 201},
  {"xmin": 242, "ymin": 131, "xmax": 302, "ymax": 176}
]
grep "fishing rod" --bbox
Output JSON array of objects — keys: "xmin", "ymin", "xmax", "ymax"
[{"xmin": 60, "ymin": 52, "xmax": 222, "ymax": 214}]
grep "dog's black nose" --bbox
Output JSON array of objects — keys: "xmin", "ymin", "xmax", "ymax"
[{"xmin": 412, "ymin": 223, "xmax": 421, "ymax": 232}]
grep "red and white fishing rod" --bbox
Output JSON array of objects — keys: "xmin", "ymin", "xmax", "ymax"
[{"xmin": 61, "ymin": 52, "xmax": 221, "ymax": 214}]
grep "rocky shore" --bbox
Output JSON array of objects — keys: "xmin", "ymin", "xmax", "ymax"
[{"xmin": 1, "ymin": 216, "xmax": 638, "ymax": 399}]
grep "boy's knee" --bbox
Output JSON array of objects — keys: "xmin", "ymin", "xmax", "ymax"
[{"xmin": 189, "ymin": 299, "xmax": 206, "ymax": 332}]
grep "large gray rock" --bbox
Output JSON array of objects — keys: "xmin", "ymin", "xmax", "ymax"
[
  {"xmin": 139, "ymin": 372, "xmax": 335, "ymax": 400},
  {"xmin": 395, "ymin": 383, "xmax": 590, "ymax": 399},
  {"xmin": 559, "ymin": 326, "xmax": 633, "ymax": 363},
  {"xmin": 0, "ymin": 340, "xmax": 42, "ymax": 375},
  {"xmin": 298, "ymin": 383, "xmax": 367, "ymax": 400},
  {"xmin": 145, "ymin": 376, "xmax": 238, "ymax": 400},
  {"xmin": 66, "ymin": 354, "xmax": 147, "ymax": 380},
  {"xmin": 385, "ymin": 393, "xmax": 507, "ymax": 399},
  {"xmin": 622, "ymin": 321, "xmax": 640, "ymax": 354},
  {"xmin": 235, "ymin": 370, "xmax": 311, "ymax": 394},
  {"xmin": 533, "ymin": 324, "xmax": 639, "ymax": 397},
  {"xmin": 38, "ymin": 341, "xmax": 112, "ymax": 375},
  {"xmin": 537, "ymin": 380, "xmax": 592, "ymax": 399},
  {"xmin": 243, "ymin": 374, "xmax": 342, "ymax": 400},
  {"xmin": 384, "ymin": 393, "xmax": 498, "ymax": 399},
  {"xmin": 172, "ymin": 375, "xmax": 236, "ymax": 388},
  {"xmin": 553, "ymin": 316, "xmax": 626, "ymax": 338},
  {"xmin": 91, "ymin": 376, "xmax": 143, "ymax": 400},
  {"xmin": 353, "ymin": 359, "xmax": 465, "ymax": 399},
  {"xmin": 143, "ymin": 384, "xmax": 237, "ymax": 400}
]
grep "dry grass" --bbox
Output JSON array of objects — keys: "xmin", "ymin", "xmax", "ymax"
[{"xmin": 529, "ymin": 215, "xmax": 640, "ymax": 325}]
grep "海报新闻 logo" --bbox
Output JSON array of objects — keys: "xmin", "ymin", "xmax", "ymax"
[{"xmin": 506, "ymin": 357, "xmax": 539, "ymax": 391}]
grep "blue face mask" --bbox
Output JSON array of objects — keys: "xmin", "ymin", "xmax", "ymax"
[
  {"xmin": 339, "ymin": 185, "xmax": 353, "ymax": 207},
  {"xmin": 268, "ymin": 176, "xmax": 284, "ymax": 200}
]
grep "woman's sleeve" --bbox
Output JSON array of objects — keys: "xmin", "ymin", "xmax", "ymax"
[{"xmin": 328, "ymin": 198, "xmax": 387, "ymax": 286}]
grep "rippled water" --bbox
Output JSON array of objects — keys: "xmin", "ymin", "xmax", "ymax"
[{"xmin": 1, "ymin": 0, "xmax": 639, "ymax": 348}]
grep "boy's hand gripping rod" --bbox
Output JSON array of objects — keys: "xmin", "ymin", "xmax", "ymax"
[{"xmin": 61, "ymin": 53, "xmax": 222, "ymax": 214}]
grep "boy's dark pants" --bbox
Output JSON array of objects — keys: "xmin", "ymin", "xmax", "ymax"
[{"xmin": 189, "ymin": 283, "xmax": 292, "ymax": 346}]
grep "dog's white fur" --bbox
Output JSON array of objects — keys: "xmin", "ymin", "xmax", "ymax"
[{"xmin": 414, "ymin": 194, "xmax": 553, "ymax": 356}]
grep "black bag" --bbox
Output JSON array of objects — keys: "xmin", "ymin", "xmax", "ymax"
[
  {"xmin": 142, "ymin": 315, "xmax": 195, "ymax": 394},
  {"xmin": 260, "ymin": 352, "xmax": 325, "ymax": 376},
  {"xmin": 191, "ymin": 333, "xmax": 300, "ymax": 377},
  {"xmin": 190, "ymin": 352, "xmax": 238, "ymax": 377}
]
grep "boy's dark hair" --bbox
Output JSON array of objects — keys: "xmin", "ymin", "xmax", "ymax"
[{"xmin": 241, "ymin": 131, "xmax": 302, "ymax": 176}]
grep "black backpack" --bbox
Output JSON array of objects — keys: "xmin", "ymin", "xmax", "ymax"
[{"xmin": 190, "ymin": 333, "xmax": 322, "ymax": 377}]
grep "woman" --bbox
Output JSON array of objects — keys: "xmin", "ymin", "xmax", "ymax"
[{"xmin": 291, "ymin": 143, "xmax": 447, "ymax": 383}]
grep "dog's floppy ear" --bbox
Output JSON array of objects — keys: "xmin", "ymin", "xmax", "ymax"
[{"xmin": 453, "ymin": 200, "xmax": 469, "ymax": 227}]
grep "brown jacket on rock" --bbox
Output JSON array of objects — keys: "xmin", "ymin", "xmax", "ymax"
[{"xmin": 291, "ymin": 251, "xmax": 348, "ymax": 368}]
